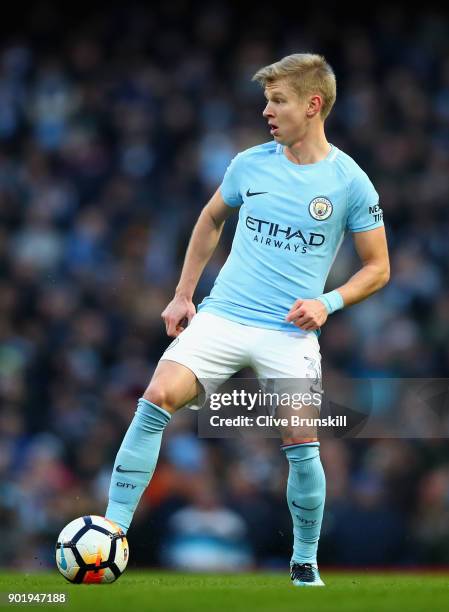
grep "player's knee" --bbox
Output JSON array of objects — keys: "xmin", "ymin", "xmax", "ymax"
[{"xmin": 143, "ymin": 383, "xmax": 177, "ymax": 413}]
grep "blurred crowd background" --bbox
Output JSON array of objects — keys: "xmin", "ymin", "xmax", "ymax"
[{"xmin": 1, "ymin": 2, "xmax": 449, "ymax": 571}]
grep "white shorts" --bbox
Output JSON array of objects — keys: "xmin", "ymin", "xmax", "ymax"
[{"xmin": 160, "ymin": 312, "xmax": 321, "ymax": 405}]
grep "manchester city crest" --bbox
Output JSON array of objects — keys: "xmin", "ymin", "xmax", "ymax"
[{"xmin": 309, "ymin": 197, "xmax": 333, "ymax": 221}]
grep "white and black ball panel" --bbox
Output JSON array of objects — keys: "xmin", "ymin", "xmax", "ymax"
[
  {"xmin": 90, "ymin": 515, "xmax": 122, "ymax": 531},
  {"xmin": 55, "ymin": 545, "xmax": 79, "ymax": 582},
  {"xmin": 76, "ymin": 530, "xmax": 112, "ymax": 565},
  {"xmin": 114, "ymin": 536, "xmax": 129, "ymax": 573},
  {"xmin": 57, "ymin": 516, "xmax": 87, "ymax": 543}
]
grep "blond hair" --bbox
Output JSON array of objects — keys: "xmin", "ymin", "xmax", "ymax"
[{"xmin": 252, "ymin": 53, "xmax": 336, "ymax": 119}]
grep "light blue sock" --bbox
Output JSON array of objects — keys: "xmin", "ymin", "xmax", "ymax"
[
  {"xmin": 283, "ymin": 442, "xmax": 326, "ymax": 565},
  {"xmin": 106, "ymin": 398, "xmax": 171, "ymax": 533}
]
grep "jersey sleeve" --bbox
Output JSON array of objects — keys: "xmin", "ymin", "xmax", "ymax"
[
  {"xmin": 219, "ymin": 154, "xmax": 244, "ymax": 207},
  {"xmin": 346, "ymin": 169, "xmax": 384, "ymax": 232}
]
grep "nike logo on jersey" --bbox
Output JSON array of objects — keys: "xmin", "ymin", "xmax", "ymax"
[
  {"xmin": 246, "ymin": 189, "xmax": 268, "ymax": 197},
  {"xmin": 116, "ymin": 465, "xmax": 147, "ymax": 474},
  {"xmin": 292, "ymin": 500, "xmax": 323, "ymax": 511}
]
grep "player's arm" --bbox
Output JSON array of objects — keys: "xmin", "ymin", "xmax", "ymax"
[
  {"xmin": 334, "ymin": 225, "xmax": 390, "ymax": 307},
  {"xmin": 162, "ymin": 188, "xmax": 237, "ymax": 337},
  {"xmin": 286, "ymin": 226, "xmax": 390, "ymax": 331}
]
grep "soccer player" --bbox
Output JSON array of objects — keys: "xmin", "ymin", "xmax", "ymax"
[{"xmin": 105, "ymin": 53, "xmax": 390, "ymax": 586}]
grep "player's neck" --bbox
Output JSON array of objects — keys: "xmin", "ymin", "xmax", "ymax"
[{"xmin": 283, "ymin": 129, "xmax": 330, "ymax": 166}]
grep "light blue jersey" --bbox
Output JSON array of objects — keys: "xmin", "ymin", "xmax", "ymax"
[{"xmin": 198, "ymin": 142, "xmax": 384, "ymax": 332}]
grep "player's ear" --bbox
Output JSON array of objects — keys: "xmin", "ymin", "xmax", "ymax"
[{"xmin": 306, "ymin": 94, "xmax": 322, "ymax": 118}]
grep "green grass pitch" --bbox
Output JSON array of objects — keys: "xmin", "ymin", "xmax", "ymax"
[{"xmin": 0, "ymin": 571, "xmax": 448, "ymax": 612}]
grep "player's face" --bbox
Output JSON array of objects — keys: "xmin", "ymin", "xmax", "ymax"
[{"xmin": 262, "ymin": 80, "xmax": 311, "ymax": 146}]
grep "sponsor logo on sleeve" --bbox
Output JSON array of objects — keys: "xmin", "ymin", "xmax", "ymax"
[{"xmin": 369, "ymin": 203, "xmax": 383, "ymax": 223}]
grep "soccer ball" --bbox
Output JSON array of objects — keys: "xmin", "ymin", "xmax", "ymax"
[{"xmin": 55, "ymin": 516, "xmax": 129, "ymax": 584}]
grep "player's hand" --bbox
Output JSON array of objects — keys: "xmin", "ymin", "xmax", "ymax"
[
  {"xmin": 161, "ymin": 295, "xmax": 196, "ymax": 337},
  {"xmin": 285, "ymin": 298, "xmax": 328, "ymax": 331}
]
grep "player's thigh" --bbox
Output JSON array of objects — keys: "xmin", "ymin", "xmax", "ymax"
[
  {"xmin": 159, "ymin": 311, "xmax": 251, "ymax": 402},
  {"xmin": 253, "ymin": 330, "xmax": 322, "ymax": 443},
  {"xmin": 145, "ymin": 312, "xmax": 251, "ymax": 413},
  {"xmin": 253, "ymin": 330, "xmax": 321, "ymax": 380},
  {"xmin": 143, "ymin": 360, "xmax": 201, "ymax": 414}
]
